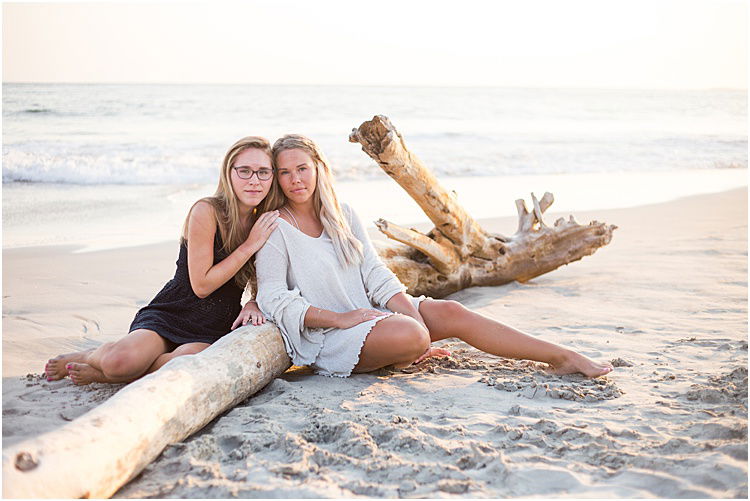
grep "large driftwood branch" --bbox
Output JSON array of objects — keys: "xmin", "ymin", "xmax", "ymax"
[
  {"xmin": 375, "ymin": 218, "xmax": 461, "ymax": 275},
  {"xmin": 2, "ymin": 325, "xmax": 291, "ymax": 498},
  {"xmin": 350, "ymin": 115, "xmax": 617, "ymax": 298},
  {"xmin": 349, "ymin": 115, "xmax": 499, "ymax": 260}
]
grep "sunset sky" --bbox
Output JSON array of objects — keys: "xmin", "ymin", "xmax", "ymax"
[{"xmin": 3, "ymin": 0, "xmax": 747, "ymax": 88}]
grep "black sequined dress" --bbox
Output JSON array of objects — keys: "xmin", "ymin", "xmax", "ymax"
[{"xmin": 129, "ymin": 232, "xmax": 243, "ymax": 344}]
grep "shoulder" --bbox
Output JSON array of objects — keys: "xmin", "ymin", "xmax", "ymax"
[
  {"xmin": 259, "ymin": 221, "xmax": 289, "ymax": 254},
  {"xmin": 339, "ymin": 202, "xmax": 357, "ymax": 224},
  {"xmin": 340, "ymin": 203, "xmax": 368, "ymax": 235},
  {"xmin": 190, "ymin": 199, "xmax": 218, "ymax": 222},
  {"xmin": 187, "ymin": 199, "xmax": 219, "ymax": 234}
]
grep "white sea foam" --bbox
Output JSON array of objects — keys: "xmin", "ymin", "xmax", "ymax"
[{"xmin": 2, "ymin": 148, "xmax": 218, "ymax": 185}]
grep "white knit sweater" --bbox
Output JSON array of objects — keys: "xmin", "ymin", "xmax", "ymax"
[{"xmin": 255, "ymin": 204, "xmax": 411, "ymax": 377}]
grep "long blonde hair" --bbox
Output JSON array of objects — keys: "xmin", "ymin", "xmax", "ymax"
[
  {"xmin": 271, "ymin": 134, "xmax": 363, "ymax": 267},
  {"xmin": 182, "ymin": 136, "xmax": 280, "ymax": 290}
]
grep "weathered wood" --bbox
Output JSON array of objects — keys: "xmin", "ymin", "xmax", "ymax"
[
  {"xmin": 375, "ymin": 218, "xmax": 461, "ymax": 275},
  {"xmin": 516, "ymin": 192, "xmax": 554, "ymax": 233},
  {"xmin": 350, "ymin": 115, "xmax": 617, "ymax": 298},
  {"xmin": 349, "ymin": 117, "xmax": 496, "ymax": 260},
  {"xmin": 1, "ymin": 324, "xmax": 291, "ymax": 498}
]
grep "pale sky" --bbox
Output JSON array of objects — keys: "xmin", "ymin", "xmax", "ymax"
[{"xmin": 2, "ymin": 0, "xmax": 747, "ymax": 88}]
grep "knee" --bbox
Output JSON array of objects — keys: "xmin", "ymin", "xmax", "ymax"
[
  {"xmin": 400, "ymin": 318, "xmax": 431, "ymax": 360},
  {"xmin": 426, "ymin": 299, "xmax": 468, "ymax": 323},
  {"xmin": 100, "ymin": 349, "xmax": 141, "ymax": 378},
  {"xmin": 439, "ymin": 300, "xmax": 467, "ymax": 317}
]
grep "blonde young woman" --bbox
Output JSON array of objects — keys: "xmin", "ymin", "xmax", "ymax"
[
  {"xmin": 44, "ymin": 136, "xmax": 280, "ymax": 385},
  {"xmin": 248, "ymin": 134, "xmax": 613, "ymax": 378}
]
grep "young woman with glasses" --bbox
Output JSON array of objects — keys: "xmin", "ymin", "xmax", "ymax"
[
  {"xmin": 252, "ymin": 134, "xmax": 613, "ymax": 378},
  {"xmin": 44, "ymin": 136, "xmax": 280, "ymax": 385}
]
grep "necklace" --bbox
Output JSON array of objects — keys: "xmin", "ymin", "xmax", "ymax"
[{"xmin": 282, "ymin": 206, "xmax": 301, "ymax": 231}]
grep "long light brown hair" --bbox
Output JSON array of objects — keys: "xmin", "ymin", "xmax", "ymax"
[
  {"xmin": 182, "ymin": 136, "xmax": 280, "ymax": 291},
  {"xmin": 271, "ymin": 134, "xmax": 363, "ymax": 267}
]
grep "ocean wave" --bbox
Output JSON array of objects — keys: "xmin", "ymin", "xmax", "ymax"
[
  {"xmin": 22, "ymin": 108, "xmax": 54, "ymax": 114},
  {"xmin": 713, "ymin": 161, "xmax": 747, "ymax": 169},
  {"xmin": 2, "ymin": 149, "xmax": 219, "ymax": 185},
  {"xmin": 4, "ymin": 107, "xmax": 69, "ymax": 118},
  {"xmin": 3, "ymin": 84, "xmax": 746, "ymax": 185},
  {"xmin": 3, "ymin": 146, "xmax": 746, "ymax": 186}
]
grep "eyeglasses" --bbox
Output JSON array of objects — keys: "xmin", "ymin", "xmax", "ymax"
[{"xmin": 232, "ymin": 166, "xmax": 273, "ymax": 181}]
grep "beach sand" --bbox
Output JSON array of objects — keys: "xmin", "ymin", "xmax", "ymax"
[{"xmin": 2, "ymin": 188, "xmax": 747, "ymax": 497}]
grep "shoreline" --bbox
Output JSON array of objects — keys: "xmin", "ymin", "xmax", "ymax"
[
  {"xmin": 3, "ymin": 183, "xmax": 747, "ymax": 257},
  {"xmin": 2, "ymin": 168, "xmax": 747, "ymax": 252}
]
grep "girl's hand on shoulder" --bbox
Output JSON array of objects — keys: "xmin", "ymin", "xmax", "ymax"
[
  {"xmin": 231, "ymin": 300, "xmax": 267, "ymax": 329},
  {"xmin": 245, "ymin": 210, "xmax": 280, "ymax": 254},
  {"xmin": 336, "ymin": 308, "xmax": 387, "ymax": 329}
]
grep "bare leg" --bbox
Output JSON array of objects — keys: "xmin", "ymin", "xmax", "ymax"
[
  {"xmin": 146, "ymin": 342, "xmax": 210, "ymax": 374},
  {"xmin": 67, "ymin": 362, "xmax": 131, "ymax": 385},
  {"xmin": 45, "ymin": 329, "xmax": 172, "ymax": 385},
  {"xmin": 85, "ymin": 329, "xmax": 171, "ymax": 379},
  {"xmin": 67, "ymin": 342, "xmax": 210, "ymax": 385},
  {"xmin": 418, "ymin": 299, "xmax": 612, "ymax": 377},
  {"xmin": 352, "ymin": 315, "xmax": 431, "ymax": 373}
]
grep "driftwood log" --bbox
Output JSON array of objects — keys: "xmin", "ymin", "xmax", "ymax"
[
  {"xmin": 3, "ymin": 116, "xmax": 615, "ymax": 498},
  {"xmin": 1, "ymin": 324, "xmax": 291, "ymax": 498},
  {"xmin": 351, "ymin": 115, "xmax": 617, "ymax": 298}
]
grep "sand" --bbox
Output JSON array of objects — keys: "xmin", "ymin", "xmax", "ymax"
[{"xmin": 2, "ymin": 188, "xmax": 747, "ymax": 497}]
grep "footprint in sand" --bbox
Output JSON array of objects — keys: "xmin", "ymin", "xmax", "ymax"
[
  {"xmin": 247, "ymin": 379, "xmax": 291, "ymax": 406},
  {"xmin": 73, "ymin": 314, "xmax": 101, "ymax": 336}
]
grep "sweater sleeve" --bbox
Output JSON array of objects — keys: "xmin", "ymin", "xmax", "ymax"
[
  {"xmin": 255, "ymin": 232, "xmax": 320, "ymax": 363},
  {"xmin": 344, "ymin": 204, "xmax": 407, "ymax": 308}
]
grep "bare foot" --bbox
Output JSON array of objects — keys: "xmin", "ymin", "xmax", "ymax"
[
  {"xmin": 414, "ymin": 347, "xmax": 452, "ymax": 364},
  {"xmin": 550, "ymin": 350, "xmax": 613, "ymax": 378},
  {"xmin": 44, "ymin": 349, "xmax": 94, "ymax": 382},
  {"xmin": 67, "ymin": 362, "xmax": 107, "ymax": 385}
]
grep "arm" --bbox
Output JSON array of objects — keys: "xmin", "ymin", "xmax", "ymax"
[
  {"xmin": 385, "ymin": 292, "xmax": 427, "ymax": 330},
  {"xmin": 255, "ymin": 232, "xmax": 386, "ymax": 333},
  {"xmin": 343, "ymin": 205, "xmax": 429, "ymax": 330},
  {"xmin": 344, "ymin": 204, "xmax": 407, "ymax": 308},
  {"xmin": 186, "ymin": 201, "xmax": 278, "ymax": 298},
  {"xmin": 254, "ymin": 236, "xmax": 309, "ymax": 335},
  {"xmin": 235, "ymin": 298, "xmax": 382, "ymax": 331},
  {"xmin": 304, "ymin": 305, "xmax": 386, "ymax": 329}
]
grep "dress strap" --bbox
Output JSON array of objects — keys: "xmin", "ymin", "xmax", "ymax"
[{"xmin": 282, "ymin": 206, "xmax": 301, "ymax": 230}]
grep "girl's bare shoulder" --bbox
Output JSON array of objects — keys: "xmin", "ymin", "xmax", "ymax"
[{"xmin": 190, "ymin": 199, "xmax": 218, "ymax": 219}]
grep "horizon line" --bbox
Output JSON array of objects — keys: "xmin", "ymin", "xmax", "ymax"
[{"xmin": 3, "ymin": 81, "xmax": 747, "ymax": 92}]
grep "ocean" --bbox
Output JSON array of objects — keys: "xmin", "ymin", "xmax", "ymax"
[{"xmin": 2, "ymin": 84, "xmax": 747, "ymax": 250}]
